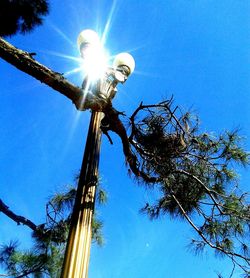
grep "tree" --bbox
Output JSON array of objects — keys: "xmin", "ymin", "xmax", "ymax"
[
  {"xmin": 0, "ymin": 38, "xmax": 249, "ymax": 277},
  {"xmin": 124, "ymin": 100, "xmax": 250, "ymax": 277},
  {"xmin": 0, "ymin": 181, "xmax": 106, "ymax": 277},
  {"xmin": 0, "ymin": 0, "xmax": 49, "ymax": 37}
]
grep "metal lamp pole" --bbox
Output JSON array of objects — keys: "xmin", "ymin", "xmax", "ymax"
[
  {"xmin": 61, "ymin": 110, "xmax": 102, "ymax": 278},
  {"xmin": 60, "ymin": 30, "xmax": 135, "ymax": 278}
]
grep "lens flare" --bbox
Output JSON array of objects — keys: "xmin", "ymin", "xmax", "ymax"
[{"xmin": 80, "ymin": 43, "xmax": 109, "ymax": 83}]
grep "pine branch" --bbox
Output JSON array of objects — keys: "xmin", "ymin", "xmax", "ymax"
[
  {"xmin": 169, "ymin": 191, "xmax": 250, "ymax": 265},
  {"xmin": 14, "ymin": 266, "xmax": 44, "ymax": 278},
  {"xmin": 174, "ymin": 169, "xmax": 225, "ymax": 214},
  {"xmin": 103, "ymin": 104, "xmax": 159, "ymax": 183},
  {"xmin": 0, "ymin": 37, "xmax": 82, "ymax": 107},
  {"xmin": 0, "ymin": 199, "xmax": 39, "ymax": 232}
]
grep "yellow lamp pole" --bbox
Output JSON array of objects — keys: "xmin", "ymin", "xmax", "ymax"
[
  {"xmin": 61, "ymin": 29, "xmax": 135, "ymax": 278},
  {"xmin": 61, "ymin": 111, "xmax": 102, "ymax": 278}
]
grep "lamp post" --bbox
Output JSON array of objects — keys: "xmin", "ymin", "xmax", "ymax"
[{"xmin": 61, "ymin": 30, "xmax": 135, "ymax": 278}]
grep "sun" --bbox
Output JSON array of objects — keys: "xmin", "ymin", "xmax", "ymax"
[{"xmin": 79, "ymin": 41, "xmax": 110, "ymax": 83}]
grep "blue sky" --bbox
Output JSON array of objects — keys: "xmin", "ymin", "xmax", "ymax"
[{"xmin": 0, "ymin": 0, "xmax": 250, "ymax": 277}]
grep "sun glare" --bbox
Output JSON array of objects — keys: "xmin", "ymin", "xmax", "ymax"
[
  {"xmin": 80, "ymin": 44, "xmax": 110, "ymax": 83},
  {"xmin": 100, "ymin": 0, "xmax": 117, "ymax": 45},
  {"xmin": 64, "ymin": 67, "xmax": 82, "ymax": 77},
  {"xmin": 38, "ymin": 1, "xmax": 120, "ymax": 152},
  {"xmin": 43, "ymin": 0, "xmax": 119, "ymax": 84}
]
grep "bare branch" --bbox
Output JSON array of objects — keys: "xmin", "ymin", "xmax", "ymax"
[
  {"xmin": 0, "ymin": 199, "xmax": 39, "ymax": 232},
  {"xmin": 103, "ymin": 104, "xmax": 160, "ymax": 184},
  {"xmin": 0, "ymin": 37, "xmax": 82, "ymax": 107}
]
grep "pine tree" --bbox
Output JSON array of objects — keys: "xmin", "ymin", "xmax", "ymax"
[
  {"xmin": 0, "ymin": 36, "xmax": 249, "ymax": 276},
  {"xmin": 0, "ymin": 0, "xmax": 49, "ymax": 37},
  {"xmin": 111, "ymin": 98, "xmax": 249, "ymax": 277},
  {"xmin": 0, "ymin": 182, "xmax": 106, "ymax": 277}
]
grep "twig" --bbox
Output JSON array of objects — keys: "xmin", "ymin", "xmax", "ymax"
[
  {"xmin": 174, "ymin": 169, "xmax": 225, "ymax": 215},
  {"xmin": 169, "ymin": 190, "xmax": 250, "ymax": 263}
]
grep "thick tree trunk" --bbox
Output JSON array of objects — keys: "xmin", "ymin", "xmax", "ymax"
[{"xmin": 0, "ymin": 37, "xmax": 82, "ymax": 105}]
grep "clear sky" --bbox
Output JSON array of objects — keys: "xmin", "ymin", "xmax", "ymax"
[{"xmin": 0, "ymin": 0, "xmax": 250, "ymax": 277}]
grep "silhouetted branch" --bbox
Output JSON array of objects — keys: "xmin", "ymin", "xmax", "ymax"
[
  {"xmin": 0, "ymin": 199, "xmax": 38, "ymax": 232},
  {"xmin": 0, "ymin": 37, "xmax": 82, "ymax": 106},
  {"xmin": 103, "ymin": 104, "xmax": 160, "ymax": 183}
]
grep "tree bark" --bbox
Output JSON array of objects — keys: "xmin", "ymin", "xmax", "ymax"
[
  {"xmin": 0, "ymin": 37, "xmax": 82, "ymax": 106},
  {"xmin": 0, "ymin": 199, "xmax": 38, "ymax": 232}
]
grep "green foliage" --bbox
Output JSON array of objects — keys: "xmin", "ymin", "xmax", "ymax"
[
  {"xmin": 0, "ymin": 0, "xmax": 49, "ymax": 37},
  {"xmin": 92, "ymin": 217, "xmax": 104, "ymax": 246},
  {"xmin": 0, "ymin": 240, "xmax": 64, "ymax": 277},
  {"xmin": 1, "ymin": 99, "xmax": 249, "ymax": 276},
  {"xmin": 128, "ymin": 100, "xmax": 250, "ymax": 275},
  {"xmin": 0, "ymin": 182, "xmax": 107, "ymax": 277}
]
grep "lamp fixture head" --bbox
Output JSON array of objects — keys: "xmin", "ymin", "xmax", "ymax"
[
  {"xmin": 77, "ymin": 29, "xmax": 108, "ymax": 82},
  {"xmin": 113, "ymin": 52, "xmax": 135, "ymax": 76},
  {"xmin": 77, "ymin": 29, "xmax": 100, "ymax": 52}
]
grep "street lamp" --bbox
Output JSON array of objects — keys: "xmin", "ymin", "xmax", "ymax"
[{"xmin": 61, "ymin": 30, "xmax": 135, "ymax": 278}]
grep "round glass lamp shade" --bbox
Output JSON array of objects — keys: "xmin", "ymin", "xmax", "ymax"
[
  {"xmin": 77, "ymin": 29, "xmax": 100, "ymax": 51},
  {"xmin": 113, "ymin": 52, "xmax": 135, "ymax": 75}
]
